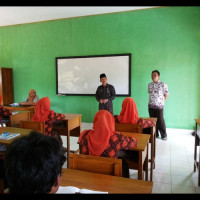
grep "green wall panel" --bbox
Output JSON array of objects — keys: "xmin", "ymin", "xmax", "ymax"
[{"xmin": 0, "ymin": 6, "xmax": 200, "ymax": 129}]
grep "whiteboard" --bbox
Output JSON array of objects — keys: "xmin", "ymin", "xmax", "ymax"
[{"xmin": 56, "ymin": 54, "xmax": 131, "ymax": 96}]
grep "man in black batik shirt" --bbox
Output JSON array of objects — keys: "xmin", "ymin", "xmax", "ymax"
[{"xmin": 95, "ymin": 73, "xmax": 116, "ymax": 115}]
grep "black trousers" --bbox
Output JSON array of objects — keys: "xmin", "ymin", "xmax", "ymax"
[{"xmin": 148, "ymin": 107, "xmax": 167, "ymax": 138}]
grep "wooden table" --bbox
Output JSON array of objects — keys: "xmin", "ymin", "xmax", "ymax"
[
  {"xmin": 4, "ymin": 105, "xmax": 35, "ymax": 120},
  {"xmin": 194, "ymin": 119, "xmax": 200, "ymax": 186},
  {"xmin": 52, "ymin": 113, "xmax": 82, "ymax": 168},
  {"xmin": 8, "ymin": 111, "xmax": 31, "ymax": 127},
  {"xmin": 0, "ymin": 127, "xmax": 31, "ymax": 146},
  {"xmin": 141, "ymin": 117, "xmax": 157, "ymax": 181},
  {"xmin": 121, "ymin": 132, "xmax": 150, "ymax": 181},
  {"xmin": 60, "ymin": 168, "xmax": 153, "ymax": 193},
  {"xmin": 4, "ymin": 105, "xmax": 35, "ymax": 112}
]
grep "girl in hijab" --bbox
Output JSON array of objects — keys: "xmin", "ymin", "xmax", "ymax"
[
  {"xmin": 114, "ymin": 97, "xmax": 155, "ymax": 130},
  {"xmin": 78, "ymin": 110, "xmax": 137, "ymax": 178},
  {"xmin": 32, "ymin": 97, "xmax": 65, "ymax": 148},
  {"xmin": 20, "ymin": 89, "xmax": 39, "ymax": 106}
]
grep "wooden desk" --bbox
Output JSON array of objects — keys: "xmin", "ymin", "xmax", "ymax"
[
  {"xmin": 141, "ymin": 117, "xmax": 157, "ymax": 181},
  {"xmin": 194, "ymin": 119, "xmax": 200, "ymax": 186},
  {"xmin": 121, "ymin": 132, "xmax": 150, "ymax": 181},
  {"xmin": 60, "ymin": 168, "xmax": 153, "ymax": 193},
  {"xmin": 8, "ymin": 111, "xmax": 31, "ymax": 127},
  {"xmin": 0, "ymin": 127, "xmax": 31, "ymax": 146},
  {"xmin": 52, "ymin": 114, "xmax": 82, "ymax": 168},
  {"xmin": 4, "ymin": 105, "xmax": 35, "ymax": 112},
  {"xmin": 4, "ymin": 105, "xmax": 35, "ymax": 120}
]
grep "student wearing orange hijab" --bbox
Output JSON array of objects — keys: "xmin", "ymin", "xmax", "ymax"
[
  {"xmin": 78, "ymin": 110, "xmax": 137, "ymax": 178},
  {"xmin": 20, "ymin": 89, "xmax": 39, "ymax": 106},
  {"xmin": 32, "ymin": 97, "xmax": 65, "ymax": 148},
  {"xmin": 114, "ymin": 97, "xmax": 155, "ymax": 130}
]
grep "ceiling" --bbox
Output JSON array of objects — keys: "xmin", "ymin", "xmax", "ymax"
[{"xmin": 0, "ymin": 6, "xmax": 158, "ymax": 27}]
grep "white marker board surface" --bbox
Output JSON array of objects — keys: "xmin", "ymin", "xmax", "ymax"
[{"xmin": 56, "ymin": 54, "xmax": 131, "ymax": 96}]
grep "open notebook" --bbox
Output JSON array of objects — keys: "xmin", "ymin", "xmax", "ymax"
[{"xmin": 56, "ymin": 186, "xmax": 108, "ymax": 194}]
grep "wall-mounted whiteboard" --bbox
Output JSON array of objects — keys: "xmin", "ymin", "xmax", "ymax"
[{"xmin": 56, "ymin": 53, "xmax": 131, "ymax": 96}]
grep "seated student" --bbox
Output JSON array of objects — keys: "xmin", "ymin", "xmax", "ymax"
[
  {"xmin": 32, "ymin": 97, "xmax": 66, "ymax": 149},
  {"xmin": 78, "ymin": 110, "xmax": 137, "ymax": 178},
  {"xmin": 114, "ymin": 97, "xmax": 155, "ymax": 131},
  {"xmin": 4, "ymin": 131, "xmax": 66, "ymax": 194},
  {"xmin": 20, "ymin": 89, "xmax": 39, "ymax": 106},
  {"xmin": 0, "ymin": 104, "xmax": 12, "ymax": 125}
]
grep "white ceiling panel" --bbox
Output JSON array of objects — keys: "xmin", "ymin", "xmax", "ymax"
[{"xmin": 0, "ymin": 6, "xmax": 158, "ymax": 27}]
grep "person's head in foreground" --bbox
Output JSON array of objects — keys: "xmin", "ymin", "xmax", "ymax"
[{"xmin": 4, "ymin": 131, "xmax": 66, "ymax": 194}]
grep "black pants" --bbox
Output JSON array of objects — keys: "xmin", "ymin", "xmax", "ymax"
[{"xmin": 148, "ymin": 108, "xmax": 167, "ymax": 138}]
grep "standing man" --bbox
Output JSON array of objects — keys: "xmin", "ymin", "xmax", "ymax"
[
  {"xmin": 148, "ymin": 70, "xmax": 169, "ymax": 140},
  {"xmin": 95, "ymin": 73, "xmax": 116, "ymax": 115}
]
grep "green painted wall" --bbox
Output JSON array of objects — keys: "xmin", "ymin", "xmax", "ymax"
[{"xmin": 0, "ymin": 6, "xmax": 200, "ymax": 129}]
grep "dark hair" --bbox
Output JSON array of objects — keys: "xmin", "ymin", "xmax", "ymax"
[
  {"xmin": 152, "ymin": 70, "xmax": 160, "ymax": 76},
  {"xmin": 4, "ymin": 131, "xmax": 66, "ymax": 194},
  {"xmin": 100, "ymin": 73, "xmax": 106, "ymax": 79}
]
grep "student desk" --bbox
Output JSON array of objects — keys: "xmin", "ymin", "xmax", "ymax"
[
  {"xmin": 194, "ymin": 119, "xmax": 200, "ymax": 186},
  {"xmin": 52, "ymin": 114, "xmax": 82, "ymax": 168},
  {"xmin": 7, "ymin": 111, "xmax": 31, "ymax": 127},
  {"xmin": 121, "ymin": 132, "xmax": 150, "ymax": 181},
  {"xmin": 4, "ymin": 105, "xmax": 35, "ymax": 120},
  {"xmin": 60, "ymin": 168, "xmax": 153, "ymax": 193},
  {"xmin": 4, "ymin": 104, "xmax": 35, "ymax": 112},
  {"xmin": 141, "ymin": 117, "xmax": 157, "ymax": 181},
  {"xmin": 0, "ymin": 127, "xmax": 31, "ymax": 146}
]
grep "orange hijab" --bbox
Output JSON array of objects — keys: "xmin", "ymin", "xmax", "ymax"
[
  {"xmin": 28, "ymin": 89, "xmax": 37, "ymax": 102},
  {"xmin": 78, "ymin": 110, "xmax": 116, "ymax": 156},
  {"xmin": 32, "ymin": 97, "xmax": 54, "ymax": 123},
  {"xmin": 117, "ymin": 97, "xmax": 139, "ymax": 124}
]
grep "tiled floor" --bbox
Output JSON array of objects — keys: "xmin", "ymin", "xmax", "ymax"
[{"xmin": 61, "ymin": 123, "xmax": 200, "ymax": 194}]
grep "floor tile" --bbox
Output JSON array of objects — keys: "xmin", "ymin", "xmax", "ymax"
[
  {"xmin": 152, "ymin": 182, "xmax": 171, "ymax": 193},
  {"xmin": 171, "ymin": 174, "xmax": 194, "ymax": 187},
  {"xmin": 171, "ymin": 185, "xmax": 196, "ymax": 193}
]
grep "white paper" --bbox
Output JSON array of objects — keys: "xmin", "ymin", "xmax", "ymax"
[{"xmin": 56, "ymin": 186, "xmax": 108, "ymax": 194}]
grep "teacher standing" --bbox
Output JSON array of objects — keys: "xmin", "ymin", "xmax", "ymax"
[{"xmin": 95, "ymin": 73, "xmax": 116, "ymax": 115}]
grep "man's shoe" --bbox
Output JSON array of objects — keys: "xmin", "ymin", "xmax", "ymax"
[{"xmin": 162, "ymin": 136, "xmax": 167, "ymax": 140}]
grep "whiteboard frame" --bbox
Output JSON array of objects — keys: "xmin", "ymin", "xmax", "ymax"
[{"xmin": 56, "ymin": 53, "xmax": 131, "ymax": 96}]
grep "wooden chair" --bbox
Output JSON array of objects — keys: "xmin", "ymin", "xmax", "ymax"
[
  {"xmin": 115, "ymin": 121, "xmax": 156, "ymax": 181},
  {"xmin": 69, "ymin": 153, "xmax": 122, "ymax": 177},
  {"xmin": 19, "ymin": 120, "xmax": 45, "ymax": 134}
]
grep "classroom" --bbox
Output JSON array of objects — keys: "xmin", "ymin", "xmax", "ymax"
[{"xmin": 0, "ymin": 6, "xmax": 200, "ymax": 194}]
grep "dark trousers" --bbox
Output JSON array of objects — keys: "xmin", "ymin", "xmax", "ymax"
[{"xmin": 148, "ymin": 107, "xmax": 167, "ymax": 138}]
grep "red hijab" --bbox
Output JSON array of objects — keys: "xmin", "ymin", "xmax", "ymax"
[
  {"xmin": 117, "ymin": 97, "xmax": 139, "ymax": 124},
  {"xmin": 78, "ymin": 110, "xmax": 116, "ymax": 156},
  {"xmin": 32, "ymin": 97, "xmax": 54, "ymax": 122}
]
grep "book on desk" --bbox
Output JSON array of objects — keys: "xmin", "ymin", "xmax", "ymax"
[
  {"xmin": 56, "ymin": 186, "xmax": 108, "ymax": 194},
  {"xmin": 0, "ymin": 132, "xmax": 20, "ymax": 140}
]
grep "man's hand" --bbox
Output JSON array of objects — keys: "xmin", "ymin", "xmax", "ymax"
[
  {"xmin": 103, "ymin": 99, "xmax": 108, "ymax": 103},
  {"xmin": 100, "ymin": 99, "xmax": 104, "ymax": 104}
]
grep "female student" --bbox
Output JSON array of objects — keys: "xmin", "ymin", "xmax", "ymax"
[
  {"xmin": 20, "ymin": 89, "xmax": 39, "ymax": 106},
  {"xmin": 0, "ymin": 104, "xmax": 12, "ymax": 126},
  {"xmin": 114, "ymin": 97, "xmax": 155, "ymax": 130},
  {"xmin": 78, "ymin": 110, "xmax": 137, "ymax": 178},
  {"xmin": 32, "ymin": 97, "xmax": 66, "ymax": 149}
]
